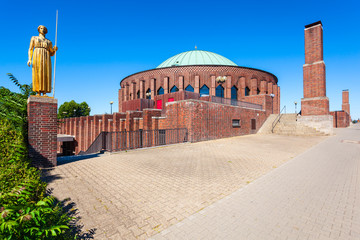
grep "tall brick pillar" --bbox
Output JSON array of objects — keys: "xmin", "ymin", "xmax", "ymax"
[
  {"xmin": 301, "ymin": 21, "xmax": 329, "ymax": 115},
  {"xmin": 342, "ymin": 89, "xmax": 350, "ymax": 115},
  {"xmin": 27, "ymin": 96, "xmax": 58, "ymax": 167}
]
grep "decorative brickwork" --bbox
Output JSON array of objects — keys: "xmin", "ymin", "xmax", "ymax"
[
  {"xmin": 27, "ymin": 96, "xmax": 58, "ymax": 167},
  {"xmin": 118, "ymin": 65, "xmax": 280, "ymax": 114},
  {"xmin": 301, "ymin": 21, "xmax": 329, "ymax": 116}
]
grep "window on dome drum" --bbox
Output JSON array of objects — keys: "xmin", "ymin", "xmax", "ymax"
[
  {"xmin": 245, "ymin": 87, "xmax": 250, "ymax": 96},
  {"xmin": 185, "ymin": 85, "xmax": 194, "ymax": 92},
  {"xmin": 170, "ymin": 85, "xmax": 179, "ymax": 93},
  {"xmin": 137, "ymin": 90, "xmax": 140, "ymax": 99},
  {"xmin": 257, "ymin": 88, "xmax": 260, "ymax": 95},
  {"xmin": 157, "ymin": 87, "xmax": 164, "ymax": 95},
  {"xmin": 146, "ymin": 88, "xmax": 151, "ymax": 99},
  {"xmin": 200, "ymin": 85, "xmax": 209, "ymax": 97},
  {"xmin": 231, "ymin": 86, "xmax": 238, "ymax": 100},
  {"xmin": 216, "ymin": 85, "xmax": 224, "ymax": 98}
]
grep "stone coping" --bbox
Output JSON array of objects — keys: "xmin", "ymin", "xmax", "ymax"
[{"xmin": 27, "ymin": 96, "xmax": 57, "ymax": 104}]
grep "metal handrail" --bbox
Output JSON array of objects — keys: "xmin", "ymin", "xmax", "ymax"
[
  {"xmin": 271, "ymin": 106, "xmax": 286, "ymax": 133},
  {"xmin": 85, "ymin": 128, "xmax": 188, "ymax": 154}
]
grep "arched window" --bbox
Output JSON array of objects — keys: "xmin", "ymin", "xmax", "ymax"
[
  {"xmin": 216, "ymin": 85, "xmax": 224, "ymax": 98},
  {"xmin": 137, "ymin": 90, "xmax": 140, "ymax": 99},
  {"xmin": 185, "ymin": 85, "xmax": 194, "ymax": 92},
  {"xmin": 231, "ymin": 86, "xmax": 238, "ymax": 100},
  {"xmin": 257, "ymin": 88, "xmax": 260, "ymax": 95},
  {"xmin": 170, "ymin": 85, "xmax": 179, "ymax": 93},
  {"xmin": 157, "ymin": 87, "xmax": 164, "ymax": 95},
  {"xmin": 200, "ymin": 85, "xmax": 209, "ymax": 97},
  {"xmin": 245, "ymin": 87, "xmax": 250, "ymax": 96},
  {"xmin": 146, "ymin": 88, "xmax": 151, "ymax": 99}
]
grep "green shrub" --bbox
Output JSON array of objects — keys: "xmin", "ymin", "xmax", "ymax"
[{"xmin": 0, "ymin": 75, "xmax": 76, "ymax": 239}]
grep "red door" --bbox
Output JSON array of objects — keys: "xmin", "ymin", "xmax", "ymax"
[
  {"xmin": 157, "ymin": 100, "xmax": 162, "ymax": 109},
  {"xmin": 168, "ymin": 98, "xmax": 174, "ymax": 102}
]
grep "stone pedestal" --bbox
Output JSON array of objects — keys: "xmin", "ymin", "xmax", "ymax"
[
  {"xmin": 27, "ymin": 96, "xmax": 58, "ymax": 167},
  {"xmin": 297, "ymin": 115, "xmax": 333, "ymax": 135}
]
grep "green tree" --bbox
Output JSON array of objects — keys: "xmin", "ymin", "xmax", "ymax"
[
  {"xmin": 0, "ymin": 74, "xmax": 35, "ymax": 132},
  {"xmin": 58, "ymin": 100, "xmax": 90, "ymax": 119}
]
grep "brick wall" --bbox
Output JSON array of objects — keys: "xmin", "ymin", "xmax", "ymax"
[
  {"xmin": 330, "ymin": 111, "xmax": 350, "ymax": 128},
  {"xmin": 122, "ymin": 98, "xmax": 154, "ymax": 112},
  {"xmin": 159, "ymin": 100, "xmax": 267, "ymax": 142},
  {"xmin": 59, "ymin": 99, "xmax": 268, "ymax": 154},
  {"xmin": 28, "ymin": 96, "xmax": 58, "ymax": 167},
  {"xmin": 118, "ymin": 65, "xmax": 279, "ymax": 113}
]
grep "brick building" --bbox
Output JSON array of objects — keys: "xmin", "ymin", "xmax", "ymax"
[{"xmin": 58, "ymin": 50, "xmax": 280, "ymax": 154}]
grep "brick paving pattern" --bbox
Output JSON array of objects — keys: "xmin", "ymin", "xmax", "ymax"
[
  {"xmin": 47, "ymin": 134, "xmax": 325, "ymax": 239},
  {"xmin": 151, "ymin": 125, "xmax": 360, "ymax": 240}
]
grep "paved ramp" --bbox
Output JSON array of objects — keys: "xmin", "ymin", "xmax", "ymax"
[
  {"xmin": 151, "ymin": 125, "xmax": 360, "ymax": 240},
  {"xmin": 46, "ymin": 133, "xmax": 325, "ymax": 239}
]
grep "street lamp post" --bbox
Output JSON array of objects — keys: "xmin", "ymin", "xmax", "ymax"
[
  {"xmin": 110, "ymin": 101, "xmax": 114, "ymax": 114},
  {"xmin": 294, "ymin": 101, "xmax": 297, "ymax": 114},
  {"xmin": 270, "ymin": 94, "xmax": 275, "ymax": 114}
]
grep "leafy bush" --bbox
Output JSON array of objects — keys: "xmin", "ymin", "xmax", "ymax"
[{"xmin": 0, "ymin": 74, "xmax": 75, "ymax": 239}]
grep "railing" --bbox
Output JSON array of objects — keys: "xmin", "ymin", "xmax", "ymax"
[
  {"xmin": 210, "ymin": 96, "xmax": 263, "ymax": 110},
  {"xmin": 85, "ymin": 128, "xmax": 188, "ymax": 154},
  {"xmin": 271, "ymin": 106, "xmax": 286, "ymax": 133}
]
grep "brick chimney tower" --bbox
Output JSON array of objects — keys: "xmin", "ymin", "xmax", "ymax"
[
  {"xmin": 301, "ymin": 21, "xmax": 330, "ymax": 115},
  {"xmin": 342, "ymin": 89, "xmax": 350, "ymax": 114}
]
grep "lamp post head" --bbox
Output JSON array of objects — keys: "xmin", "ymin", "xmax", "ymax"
[
  {"xmin": 270, "ymin": 94, "xmax": 275, "ymax": 98},
  {"xmin": 110, "ymin": 101, "xmax": 114, "ymax": 105},
  {"xmin": 216, "ymin": 76, "xmax": 227, "ymax": 84}
]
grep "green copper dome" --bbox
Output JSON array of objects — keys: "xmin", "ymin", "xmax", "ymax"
[{"xmin": 156, "ymin": 50, "xmax": 237, "ymax": 68}]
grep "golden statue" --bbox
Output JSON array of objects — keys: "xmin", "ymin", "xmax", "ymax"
[{"xmin": 28, "ymin": 25, "xmax": 58, "ymax": 97}]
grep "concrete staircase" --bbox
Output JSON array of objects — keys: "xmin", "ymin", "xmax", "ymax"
[
  {"xmin": 258, "ymin": 113, "xmax": 327, "ymax": 136},
  {"xmin": 257, "ymin": 114, "xmax": 278, "ymax": 134},
  {"xmin": 273, "ymin": 114, "xmax": 326, "ymax": 136}
]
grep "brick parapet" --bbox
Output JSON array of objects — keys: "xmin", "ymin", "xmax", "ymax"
[{"xmin": 27, "ymin": 96, "xmax": 58, "ymax": 167}]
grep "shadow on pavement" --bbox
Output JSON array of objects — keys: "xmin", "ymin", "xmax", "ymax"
[{"xmin": 57, "ymin": 153, "xmax": 104, "ymax": 166}]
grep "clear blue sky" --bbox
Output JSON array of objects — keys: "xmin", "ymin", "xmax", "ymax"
[{"xmin": 1, "ymin": 0, "xmax": 359, "ymax": 119}]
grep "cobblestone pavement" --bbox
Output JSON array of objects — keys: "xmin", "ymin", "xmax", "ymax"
[
  {"xmin": 46, "ymin": 134, "xmax": 325, "ymax": 239},
  {"xmin": 151, "ymin": 125, "xmax": 360, "ymax": 240}
]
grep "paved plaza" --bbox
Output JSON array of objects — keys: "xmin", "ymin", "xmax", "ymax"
[
  {"xmin": 46, "ymin": 132, "xmax": 325, "ymax": 239},
  {"xmin": 151, "ymin": 125, "xmax": 360, "ymax": 240}
]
